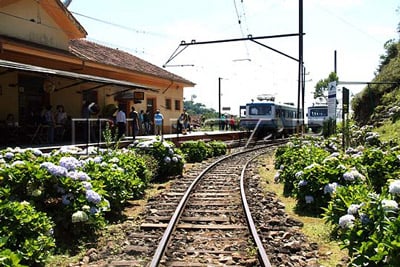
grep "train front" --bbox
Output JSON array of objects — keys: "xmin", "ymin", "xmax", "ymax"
[{"xmin": 239, "ymin": 102, "xmax": 278, "ymax": 136}]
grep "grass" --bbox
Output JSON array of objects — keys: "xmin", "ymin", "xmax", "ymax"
[
  {"xmin": 258, "ymin": 153, "xmax": 348, "ymax": 267},
  {"xmin": 375, "ymin": 119, "xmax": 400, "ymax": 143}
]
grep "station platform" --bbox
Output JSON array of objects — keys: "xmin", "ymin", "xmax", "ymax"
[
  {"xmin": 133, "ymin": 130, "xmax": 247, "ymax": 147},
  {"xmin": 17, "ymin": 130, "xmax": 249, "ymax": 152}
]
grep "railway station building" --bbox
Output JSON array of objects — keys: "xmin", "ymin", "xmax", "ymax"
[{"xmin": 0, "ymin": 0, "xmax": 195, "ymax": 146}]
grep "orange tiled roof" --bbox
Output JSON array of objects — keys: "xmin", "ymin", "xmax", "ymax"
[{"xmin": 69, "ymin": 39, "xmax": 195, "ymax": 87}]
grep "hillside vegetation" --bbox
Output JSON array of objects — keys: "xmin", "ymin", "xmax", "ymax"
[{"xmin": 352, "ymin": 39, "xmax": 400, "ymax": 141}]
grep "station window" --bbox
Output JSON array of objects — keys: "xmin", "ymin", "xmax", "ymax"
[
  {"xmin": 165, "ymin": 98, "xmax": 171, "ymax": 110},
  {"xmin": 174, "ymin": 100, "xmax": 181, "ymax": 110}
]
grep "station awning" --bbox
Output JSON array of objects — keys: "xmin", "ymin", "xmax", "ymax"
[{"xmin": 0, "ymin": 59, "xmax": 158, "ymax": 92}]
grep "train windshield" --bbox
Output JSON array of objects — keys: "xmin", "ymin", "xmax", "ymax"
[
  {"xmin": 309, "ymin": 108, "xmax": 327, "ymax": 117},
  {"xmin": 248, "ymin": 104, "xmax": 272, "ymax": 116}
]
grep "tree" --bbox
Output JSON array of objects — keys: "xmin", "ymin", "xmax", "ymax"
[
  {"xmin": 183, "ymin": 100, "xmax": 218, "ymax": 119},
  {"xmin": 313, "ymin": 72, "xmax": 339, "ymax": 100},
  {"xmin": 376, "ymin": 39, "xmax": 398, "ymax": 74}
]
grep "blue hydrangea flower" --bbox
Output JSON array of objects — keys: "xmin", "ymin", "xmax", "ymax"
[
  {"xmin": 41, "ymin": 162, "xmax": 68, "ymax": 177},
  {"xmin": 4, "ymin": 152, "xmax": 14, "ymax": 160},
  {"xmin": 389, "ymin": 180, "xmax": 400, "ymax": 195},
  {"xmin": 82, "ymin": 181, "xmax": 93, "ymax": 190},
  {"xmin": 90, "ymin": 207, "xmax": 99, "ymax": 214},
  {"xmin": 164, "ymin": 156, "xmax": 171, "ymax": 163},
  {"xmin": 324, "ymin": 182, "xmax": 339, "ymax": 195},
  {"xmin": 359, "ymin": 213, "xmax": 370, "ymax": 224},
  {"xmin": 339, "ymin": 214, "xmax": 355, "ymax": 228},
  {"xmin": 347, "ymin": 204, "xmax": 361, "ymax": 215},
  {"xmin": 298, "ymin": 180, "xmax": 307, "ymax": 187},
  {"xmin": 343, "ymin": 172, "xmax": 355, "ymax": 181},
  {"xmin": 382, "ymin": 199, "xmax": 398, "ymax": 211},
  {"xmin": 62, "ymin": 193, "xmax": 73, "ymax": 205},
  {"xmin": 86, "ymin": 189, "xmax": 101, "ymax": 204},
  {"xmin": 68, "ymin": 171, "xmax": 91, "ymax": 181},
  {"xmin": 59, "ymin": 156, "xmax": 82, "ymax": 171},
  {"xmin": 305, "ymin": 195, "xmax": 314, "ymax": 204},
  {"xmin": 295, "ymin": 171, "xmax": 303, "ymax": 179},
  {"xmin": 31, "ymin": 148, "xmax": 43, "ymax": 156},
  {"xmin": 93, "ymin": 156, "xmax": 102, "ymax": 163}
]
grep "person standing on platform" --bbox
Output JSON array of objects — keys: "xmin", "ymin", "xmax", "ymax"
[
  {"xmin": 138, "ymin": 109, "xmax": 144, "ymax": 135},
  {"xmin": 129, "ymin": 106, "xmax": 139, "ymax": 139},
  {"xmin": 143, "ymin": 109, "xmax": 150, "ymax": 135},
  {"xmin": 44, "ymin": 105, "xmax": 55, "ymax": 143},
  {"xmin": 116, "ymin": 105, "xmax": 127, "ymax": 139},
  {"xmin": 154, "ymin": 109, "xmax": 164, "ymax": 136}
]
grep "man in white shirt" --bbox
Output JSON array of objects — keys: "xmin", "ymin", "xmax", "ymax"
[{"xmin": 116, "ymin": 105, "xmax": 127, "ymax": 139}]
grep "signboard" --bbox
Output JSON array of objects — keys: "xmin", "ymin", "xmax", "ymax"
[
  {"xmin": 133, "ymin": 91, "xmax": 144, "ymax": 100},
  {"xmin": 328, "ymin": 81, "xmax": 337, "ymax": 120},
  {"xmin": 342, "ymin": 87, "xmax": 349, "ymax": 114},
  {"xmin": 222, "ymin": 107, "xmax": 231, "ymax": 111}
]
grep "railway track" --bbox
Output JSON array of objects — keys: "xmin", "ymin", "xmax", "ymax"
[
  {"xmin": 83, "ymin": 140, "xmax": 321, "ymax": 267},
  {"xmin": 148, "ymin": 144, "xmax": 277, "ymax": 266}
]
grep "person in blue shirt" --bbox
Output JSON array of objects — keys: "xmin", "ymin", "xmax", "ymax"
[{"xmin": 153, "ymin": 109, "xmax": 164, "ymax": 136}]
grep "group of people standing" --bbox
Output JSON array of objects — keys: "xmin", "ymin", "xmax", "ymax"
[
  {"xmin": 115, "ymin": 106, "xmax": 164, "ymax": 139},
  {"xmin": 177, "ymin": 109, "xmax": 191, "ymax": 134},
  {"xmin": 42, "ymin": 104, "xmax": 69, "ymax": 143}
]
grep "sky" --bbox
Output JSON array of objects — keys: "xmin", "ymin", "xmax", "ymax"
[{"xmin": 67, "ymin": 0, "xmax": 399, "ymax": 115}]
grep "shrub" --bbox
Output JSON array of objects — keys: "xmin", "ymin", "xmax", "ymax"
[
  {"xmin": 324, "ymin": 183, "xmax": 400, "ymax": 266},
  {"xmin": 208, "ymin": 141, "xmax": 227, "ymax": 157},
  {"xmin": 0, "ymin": 199, "xmax": 55, "ymax": 266},
  {"xmin": 180, "ymin": 140, "xmax": 209, "ymax": 163},
  {"xmin": 133, "ymin": 140, "xmax": 185, "ymax": 180},
  {"xmin": 274, "ymin": 138, "xmax": 330, "ymax": 196}
]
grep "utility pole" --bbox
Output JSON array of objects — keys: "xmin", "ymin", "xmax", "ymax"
[
  {"xmin": 218, "ymin": 77, "xmax": 222, "ymax": 130},
  {"xmin": 297, "ymin": 0, "xmax": 304, "ymax": 134}
]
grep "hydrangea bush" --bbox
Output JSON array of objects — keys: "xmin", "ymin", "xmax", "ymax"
[
  {"xmin": 0, "ymin": 145, "xmax": 153, "ymax": 262},
  {"xmin": 274, "ymin": 126, "xmax": 400, "ymax": 265},
  {"xmin": 0, "ymin": 199, "xmax": 55, "ymax": 266},
  {"xmin": 132, "ymin": 139, "xmax": 185, "ymax": 179},
  {"xmin": 0, "ymin": 138, "xmax": 226, "ymax": 264}
]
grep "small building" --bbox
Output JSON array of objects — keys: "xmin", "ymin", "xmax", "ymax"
[{"xmin": 0, "ymin": 0, "xmax": 195, "ymax": 145}]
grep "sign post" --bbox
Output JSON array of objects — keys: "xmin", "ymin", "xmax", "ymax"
[{"xmin": 327, "ymin": 81, "xmax": 337, "ymax": 135}]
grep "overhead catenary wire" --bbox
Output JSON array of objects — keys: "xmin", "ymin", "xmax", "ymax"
[{"xmin": 233, "ymin": 0, "xmax": 251, "ymax": 60}]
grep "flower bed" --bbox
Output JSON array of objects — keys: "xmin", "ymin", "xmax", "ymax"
[
  {"xmin": 0, "ymin": 139, "xmax": 227, "ymax": 266},
  {"xmin": 274, "ymin": 126, "xmax": 400, "ymax": 265}
]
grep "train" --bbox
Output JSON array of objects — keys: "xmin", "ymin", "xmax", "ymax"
[
  {"xmin": 239, "ymin": 94, "xmax": 302, "ymax": 138},
  {"xmin": 306, "ymin": 104, "xmax": 328, "ymax": 133}
]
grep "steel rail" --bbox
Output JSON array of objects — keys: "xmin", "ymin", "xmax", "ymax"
[
  {"xmin": 149, "ymin": 142, "xmax": 285, "ymax": 266},
  {"xmin": 240, "ymin": 152, "xmax": 273, "ymax": 267}
]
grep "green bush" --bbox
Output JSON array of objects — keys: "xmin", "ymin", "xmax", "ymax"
[
  {"xmin": 133, "ymin": 140, "xmax": 185, "ymax": 180},
  {"xmin": 208, "ymin": 141, "xmax": 227, "ymax": 157},
  {"xmin": 83, "ymin": 149, "xmax": 151, "ymax": 212},
  {"xmin": 180, "ymin": 140, "xmax": 209, "ymax": 163},
  {"xmin": 274, "ymin": 138, "xmax": 330, "ymax": 196},
  {"xmin": 0, "ymin": 199, "xmax": 55, "ymax": 266}
]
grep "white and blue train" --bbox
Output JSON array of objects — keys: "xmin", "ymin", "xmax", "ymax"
[
  {"xmin": 306, "ymin": 104, "xmax": 328, "ymax": 133},
  {"xmin": 239, "ymin": 94, "xmax": 302, "ymax": 137}
]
